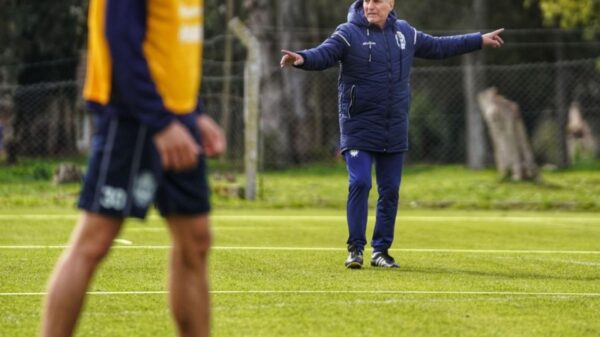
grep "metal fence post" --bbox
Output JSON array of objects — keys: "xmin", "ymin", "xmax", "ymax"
[{"xmin": 228, "ymin": 18, "xmax": 261, "ymax": 200}]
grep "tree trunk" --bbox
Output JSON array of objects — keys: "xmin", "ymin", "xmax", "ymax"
[
  {"xmin": 220, "ymin": 0, "xmax": 234, "ymax": 163},
  {"xmin": 306, "ymin": 4, "xmax": 324, "ymax": 154},
  {"xmin": 278, "ymin": 0, "xmax": 309, "ymax": 163},
  {"xmin": 567, "ymin": 102, "xmax": 598, "ymax": 162},
  {"xmin": 244, "ymin": 0, "xmax": 289, "ymax": 168},
  {"xmin": 554, "ymin": 34, "xmax": 570, "ymax": 168},
  {"xmin": 76, "ymin": 50, "xmax": 91, "ymax": 152},
  {"xmin": 478, "ymin": 88, "xmax": 539, "ymax": 181}
]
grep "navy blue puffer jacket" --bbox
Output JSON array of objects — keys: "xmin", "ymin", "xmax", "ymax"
[{"xmin": 297, "ymin": 0, "xmax": 483, "ymax": 153}]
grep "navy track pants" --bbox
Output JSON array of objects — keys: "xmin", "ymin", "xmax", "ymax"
[{"xmin": 344, "ymin": 150, "xmax": 405, "ymax": 252}]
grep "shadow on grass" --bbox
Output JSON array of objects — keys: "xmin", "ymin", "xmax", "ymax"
[{"xmin": 390, "ymin": 266, "xmax": 600, "ymax": 282}]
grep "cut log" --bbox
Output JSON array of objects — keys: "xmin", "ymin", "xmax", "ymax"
[
  {"xmin": 478, "ymin": 88, "xmax": 539, "ymax": 181},
  {"xmin": 567, "ymin": 102, "xmax": 597, "ymax": 162}
]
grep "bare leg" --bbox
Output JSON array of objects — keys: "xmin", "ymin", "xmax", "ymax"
[
  {"xmin": 40, "ymin": 213, "xmax": 123, "ymax": 337},
  {"xmin": 166, "ymin": 215, "xmax": 212, "ymax": 337}
]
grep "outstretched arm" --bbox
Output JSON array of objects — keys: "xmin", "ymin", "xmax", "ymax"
[
  {"xmin": 482, "ymin": 28, "xmax": 505, "ymax": 48},
  {"xmin": 280, "ymin": 50, "xmax": 304, "ymax": 68},
  {"xmin": 414, "ymin": 27, "xmax": 505, "ymax": 59},
  {"xmin": 280, "ymin": 25, "xmax": 350, "ymax": 71}
]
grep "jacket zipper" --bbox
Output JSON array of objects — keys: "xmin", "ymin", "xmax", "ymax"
[
  {"xmin": 383, "ymin": 30, "xmax": 392, "ymax": 151},
  {"xmin": 348, "ymin": 85, "xmax": 356, "ymax": 119}
]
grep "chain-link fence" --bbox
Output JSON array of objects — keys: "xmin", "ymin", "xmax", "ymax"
[
  {"xmin": 0, "ymin": 56, "xmax": 84, "ymax": 163},
  {"xmin": 202, "ymin": 42, "xmax": 600, "ymax": 169},
  {"xmin": 1, "ymin": 34, "xmax": 599, "ymax": 170},
  {"xmin": 408, "ymin": 59, "xmax": 600, "ymax": 165}
]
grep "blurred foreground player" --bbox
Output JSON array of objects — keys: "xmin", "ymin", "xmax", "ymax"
[{"xmin": 40, "ymin": 1, "xmax": 225, "ymax": 336}]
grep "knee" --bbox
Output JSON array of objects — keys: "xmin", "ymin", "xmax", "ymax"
[
  {"xmin": 71, "ymin": 238, "xmax": 113, "ymax": 265},
  {"xmin": 191, "ymin": 227, "xmax": 213, "ymax": 256},
  {"xmin": 379, "ymin": 188, "xmax": 399, "ymax": 203},
  {"xmin": 179, "ymin": 228, "xmax": 212, "ymax": 268},
  {"xmin": 349, "ymin": 177, "xmax": 372, "ymax": 192},
  {"xmin": 67, "ymin": 214, "xmax": 122, "ymax": 266}
]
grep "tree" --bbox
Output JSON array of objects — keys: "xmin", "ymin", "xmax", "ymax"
[
  {"xmin": 526, "ymin": 0, "xmax": 600, "ymax": 36},
  {"xmin": 524, "ymin": 0, "xmax": 600, "ymax": 167},
  {"xmin": 278, "ymin": 0, "xmax": 311, "ymax": 164},
  {"xmin": 478, "ymin": 88, "xmax": 539, "ymax": 181},
  {"xmin": 243, "ymin": 0, "xmax": 291, "ymax": 168},
  {"xmin": 5, "ymin": 1, "xmax": 87, "ymax": 161}
]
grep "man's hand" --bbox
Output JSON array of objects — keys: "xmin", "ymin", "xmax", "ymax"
[
  {"xmin": 482, "ymin": 28, "xmax": 505, "ymax": 48},
  {"xmin": 197, "ymin": 115, "xmax": 226, "ymax": 157},
  {"xmin": 280, "ymin": 49, "xmax": 304, "ymax": 68},
  {"xmin": 153, "ymin": 121, "xmax": 200, "ymax": 172}
]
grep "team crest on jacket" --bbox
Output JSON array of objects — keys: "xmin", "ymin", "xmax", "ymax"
[{"xmin": 396, "ymin": 32, "xmax": 406, "ymax": 50}]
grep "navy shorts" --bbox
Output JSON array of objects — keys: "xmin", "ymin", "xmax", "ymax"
[{"xmin": 78, "ymin": 112, "xmax": 211, "ymax": 219}]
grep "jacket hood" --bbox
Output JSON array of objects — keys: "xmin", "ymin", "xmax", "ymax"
[{"xmin": 347, "ymin": 0, "xmax": 398, "ymax": 28}]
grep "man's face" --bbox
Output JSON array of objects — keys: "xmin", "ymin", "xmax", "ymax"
[{"xmin": 363, "ymin": 0, "xmax": 394, "ymax": 28}]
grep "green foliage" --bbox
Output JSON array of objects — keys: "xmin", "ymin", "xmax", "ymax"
[
  {"xmin": 32, "ymin": 164, "xmax": 51, "ymax": 181},
  {"xmin": 0, "ymin": 1, "xmax": 87, "ymax": 84},
  {"xmin": 532, "ymin": 117, "xmax": 560, "ymax": 165},
  {"xmin": 0, "ymin": 158, "xmax": 84, "ymax": 208},
  {"xmin": 525, "ymin": 0, "xmax": 600, "ymax": 37},
  {"xmin": 409, "ymin": 90, "xmax": 462, "ymax": 163},
  {"xmin": 0, "ymin": 158, "xmax": 84, "ymax": 183}
]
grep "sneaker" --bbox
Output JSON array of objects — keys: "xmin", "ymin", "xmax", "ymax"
[
  {"xmin": 344, "ymin": 246, "xmax": 363, "ymax": 269},
  {"xmin": 371, "ymin": 250, "xmax": 400, "ymax": 268}
]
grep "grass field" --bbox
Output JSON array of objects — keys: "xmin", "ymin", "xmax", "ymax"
[
  {"xmin": 2, "ymin": 159, "xmax": 600, "ymax": 211},
  {"xmin": 1, "ymin": 208, "xmax": 600, "ymax": 337}
]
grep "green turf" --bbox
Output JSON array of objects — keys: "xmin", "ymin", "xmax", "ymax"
[
  {"xmin": 2, "ymin": 160, "xmax": 600, "ymax": 211},
  {"xmin": 1, "ymin": 208, "xmax": 600, "ymax": 337}
]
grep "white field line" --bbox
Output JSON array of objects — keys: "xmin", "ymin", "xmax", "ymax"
[
  {"xmin": 126, "ymin": 226, "xmax": 299, "ymax": 232},
  {"xmin": 211, "ymin": 215, "xmax": 600, "ymax": 224},
  {"xmin": 0, "ymin": 214, "xmax": 599, "ymax": 224},
  {"xmin": 554, "ymin": 259, "xmax": 600, "ymax": 267},
  {"xmin": 1, "ymin": 245, "xmax": 600, "ymax": 255},
  {"xmin": 1, "ymin": 290, "xmax": 600, "ymax": 297}
]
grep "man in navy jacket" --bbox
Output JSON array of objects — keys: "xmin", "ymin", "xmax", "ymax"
[{"xmin": 281, "ymin": 0, "xmax": 504, "ymax": 269}]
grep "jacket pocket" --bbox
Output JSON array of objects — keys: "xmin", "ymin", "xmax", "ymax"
[{"xmin": 348, "ymin": 85, "xmax": 357, "ymax": 119}]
